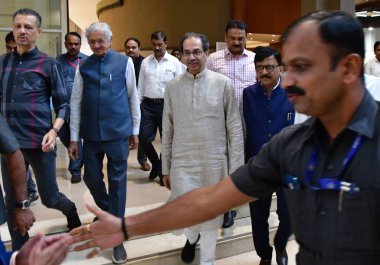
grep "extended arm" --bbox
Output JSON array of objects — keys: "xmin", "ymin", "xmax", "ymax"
[{"xmin": 70, "ymin": 176, "xmax": 255, "ymax": 257}]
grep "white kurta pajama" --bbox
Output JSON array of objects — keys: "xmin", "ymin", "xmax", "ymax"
[{"xmin": 162, "ymin": 68, "xmax": 244, "ymax": 263}]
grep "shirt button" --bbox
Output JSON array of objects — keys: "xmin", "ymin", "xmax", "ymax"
[
  {"xmin": 313, "ymin": 251, "xmax": 322, "ymax": 259},
  {"xmin": 327, "ymin": 164, "xmax": 334, "ymax": 170},
  {"xmin": 319, "ymin": 208, "xmax": 327, "ymax": 216},
  {"xmin": 268, "ymin": 120, "xmax": 272, "ymax": 123},
  {"xmin": 268, "ymin": 134, "xmax": 272, "ymax": 137}
]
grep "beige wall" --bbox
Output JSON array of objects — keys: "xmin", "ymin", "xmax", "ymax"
[{"xmin": 98, "ymin": 0, "xmax": 231, "ymax": 52}]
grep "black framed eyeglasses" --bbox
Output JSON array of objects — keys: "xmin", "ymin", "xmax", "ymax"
[{"xmin": 255, "ymin": 65, "xmax": 279, "ymax": 73}]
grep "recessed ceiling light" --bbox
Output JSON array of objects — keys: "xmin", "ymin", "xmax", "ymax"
[{"xmin": 369, "ymin": 27, "xmax": 374, "ymax": 30}]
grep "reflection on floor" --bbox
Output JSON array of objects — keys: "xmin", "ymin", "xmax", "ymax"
[{"xmin": 0, "ymin": 141, "xmax": 298, "ymax": 264}]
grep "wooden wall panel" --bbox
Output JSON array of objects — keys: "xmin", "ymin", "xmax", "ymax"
[{"xmin": 245, "ymin": 0, "xmax": 302, "ymax": 34}]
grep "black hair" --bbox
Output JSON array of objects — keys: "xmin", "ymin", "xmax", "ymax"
[
  {"xmin": 151, "ymin": 31, "xmax": 167, "ymax": 42},
  {"xmin": 253, "ymin": 46, "xmax": 281, "ymax": 65},
  {"xmin": 225, "ymin": 20, "xmax": 247, "ymax": 34},
  {"xmin": 124, "ymin": 37, "xmax": 141, "ymax": 48},
  {"xmin": 171, "ymin": 48, "xmax": 181, "ymax": 55},
  {"xmin": 179, "ymin": 32, "xmax": 209, "ymax": 52},
  {"xmin": 281, "ymin": 10, "xmax": 364, "ymax": 79},
  {"xmin": 5, "ymin": 31, "xmax": 15, "ymax": 44},
  {"xmin": 374, "ymin": 41, "xmax": 380, "ymax": 52},
  {"xmin": 65, "ymin": 32, "xmax": 81, "ymax": 42},
  {"xmin": 13, "ymin": 8, "xmax": 42, "ymax": 28}
]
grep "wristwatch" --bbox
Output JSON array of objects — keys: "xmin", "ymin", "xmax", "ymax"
[
  {"xmin": 15, "ymin": 199, "xmax": 31, "ymax": 210},
  {"xmin": 52, "ymin": 127, "xmax": 60, "ymax": 135}
]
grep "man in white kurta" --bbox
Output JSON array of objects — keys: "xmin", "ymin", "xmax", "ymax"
[{"xmin": 161, "ymin": 33, "xmax": 243, "ymax": 265}]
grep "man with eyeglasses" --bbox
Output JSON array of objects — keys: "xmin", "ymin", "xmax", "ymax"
[
  {"xmin": 206, "ymin": 19, "xmax": 256, "ymax": 228},
  {"xmin": 160, "ymin": 32, "xmax": 243, "ymax": 265},
  {"xmin": 137, "ymin": 31, "xmax": 183, "ymax": 186},
  {"xmin": 69, "ymin": 22, "xmax": 140, "ymax": 264},
  {"xmin": 241, "ymin": 46, "xmax": 293, "ymax": 265}
]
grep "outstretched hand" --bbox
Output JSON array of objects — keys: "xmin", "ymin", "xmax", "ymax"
[
  {"xmin": 69, "ymin": 204, "xmax": 125, "ymax": 258},
  {"xmin": 16, "ymin": 233, "xmax": 71, "ymax": 265}
]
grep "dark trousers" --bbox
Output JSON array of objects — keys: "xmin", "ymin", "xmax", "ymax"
[
  {"xmin": 58, "ymin": 122, "xmax": 83, "ymax": 177},
  {"xmin": 249, "ymin": 189, "xmax": 291, "ymax": 260},
  {"xmin": 1, "ymin": 149, "xmax": 77, "ymax": 250},
  {"xmin": 139, "ymin": 99, "xmax": 163, "ymax": 173},
  {"xmin": 83, "ymin": 138, "xmax": 129, "ymax": 218},
  {"xmin": 26, "ymin": 164, "xmax": 37, "ymax": 194},
  {"xmin": 137, "ymin": 141, "xmax": 148, "ymax": 165}
]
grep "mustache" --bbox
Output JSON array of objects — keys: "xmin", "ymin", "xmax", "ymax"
[
  {"xmin": 285, "ymin": 86, "xmax": 306, "ymax": 96},
  {"xmin": 260, "ymin": 74, "xmax": 271, "ymax": 79}
]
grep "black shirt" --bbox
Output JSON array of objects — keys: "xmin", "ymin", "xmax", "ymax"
[
  {"xmin": 232, "ymin": 91, "xmax": 380, "ymax": 264},
  {"xmin": 132, "ymin": 55, "xmax": 144, "ymax": 86}
]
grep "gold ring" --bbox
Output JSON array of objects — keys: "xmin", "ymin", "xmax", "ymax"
[{"xmin": 86, "ymin": 224, "xmax": 91, "ymax": 233}]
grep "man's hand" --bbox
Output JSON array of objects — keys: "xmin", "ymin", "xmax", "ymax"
[
  {"xmin": 12, "ymin": 208, "xmax": 35, "ymax": 236},
  {"xmin": 129, "ymin": 135, "xmax": 139, "ymax": 150},
  {"xmin": 69, "ymin": 204, "xmax": 124, "ymax": 258},
  {"xmin": 68, "ymin": 141, "xmax": 79, "ymax": 160},
  {"xmin": 41, "ymin": 130, "xmax": 56, "ymax": 152},
  {"xmin": 16, "ymin": 233, "xmax": 72, "ymax": 265},
  {"xmin": 163, "ymin": 175, "xmax": 171, "ymax": 190}
]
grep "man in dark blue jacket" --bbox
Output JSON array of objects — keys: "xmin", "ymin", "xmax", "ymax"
[
  {"xmin": 241, "ymin": 46, "xmax": 293, "ymax": 265},
  {"xmin": 69, "ymin": 22, "xmax": 140, "ymax": 264}
]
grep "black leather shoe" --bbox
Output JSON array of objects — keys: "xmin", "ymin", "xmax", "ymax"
[
  {"xmin": 159, "ymin": 174, "xmax": 164, "ymax": 186},
  {"xmin": 259, "ymin": 259, "xmax": 271, "ymax": 265},
  {"xmin": 222, "ymin": 210, "xmax": 237, "ymax": 228},
  {"xmin": 276, "ymin": 250, "xmax": 288, "ymax": 265},
  {"xmin": 181, "ymin": 234, "xmax": 200, "ymax": 263},
  {"xmin": 149, "ymin": 170, "xmax": 158, "ymax": 180},
  {"xmin": 71, "ymin": 175, "xmax": 81, "ymax": 184},
  {"xmin": 66, "ymin": 210, "xmax": 81, "ymax": 231}
]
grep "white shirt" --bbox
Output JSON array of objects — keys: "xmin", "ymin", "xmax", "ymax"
[
  {"xmin": 365, "ymin": 57, "xmax": 380, "ymax": 78},
  {"xmin": 206, "ymin": 48, "xmax": 256, "ymax": 105},
  {"xmin": 70, "ymin": 56, "xmax": 140, "ymax": 141},
  {"xmin": 138, "ymin": 52, "xmax": 184, "ymax": 102}
]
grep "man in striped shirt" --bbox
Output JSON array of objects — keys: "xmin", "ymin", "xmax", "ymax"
[
  {"xmin": 206, "ymin": 20, "xmax": 256, "ymax": 105},
  {"xmin": 0, "ymin": 8, "xmax": 81, "ymax": 250},
  {"xmin": 206, "ymin": 19, "xmax": 256, "ymax": 228}
]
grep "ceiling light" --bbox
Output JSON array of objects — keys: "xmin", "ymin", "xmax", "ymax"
[
  {"xmin": 369, "ymin": 27, "xmax": 374, "ymax": 30},
  {"xmin": 355, "ymin": 10, "xmax": 380, "ymax": 17}
]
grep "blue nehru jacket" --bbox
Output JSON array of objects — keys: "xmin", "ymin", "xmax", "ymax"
[
  {"xmin": 243, "ymin": 81, "xmax": 294, "ymax": 159},
  {"xmin": 79, "ymin": 49, "xmax": 132, "ymax": 141}
]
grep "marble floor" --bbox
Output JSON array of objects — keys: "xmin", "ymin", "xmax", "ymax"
[{"xmin": 0, "ymin": 140, "xmax": 299, "ymax": 264}]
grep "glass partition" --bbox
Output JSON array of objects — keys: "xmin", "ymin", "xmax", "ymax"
[{"xmin": 0, "ymin": 0, "xmax": 64, "ymax": 57}]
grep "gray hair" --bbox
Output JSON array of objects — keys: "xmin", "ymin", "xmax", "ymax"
[{"xmin": 85, "ymin": 22, "xmax": 112, "ymax": 41}]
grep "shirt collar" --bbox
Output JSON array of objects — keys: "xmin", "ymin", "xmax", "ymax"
[
  {"xmin": 66, "ymin": 51, "xmax": 85, "ymax": 60},
  {"xmin": 305, "ymin": 89, "xmax": 378, "ymax": 140},
  {"xmin": 150, "ymin": 51, "xmax": 169, "ymax": 62},
  {"xmin": 185, "ymin": 68, "xmax": 208, "ymax": 79},
  {"xmin": 13, "ymin": 47, "xmax": 39, "ymax": 60},
  {"xmin": 224, "ymin": 48, "xmax": 249, "ymax": 58}
]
